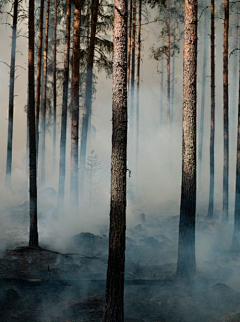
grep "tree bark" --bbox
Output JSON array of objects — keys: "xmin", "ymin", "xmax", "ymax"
[
  {"xmin": 207, "ymin": 0, "xmax": 215, "ymax": 218},
  {"xmin": 166, "ymin": 0, "xmax": 170, "ymax": 123},
  {"xmin": 35, "ymin": 0, "xmax": 44, "ymax": 168},
  {"xmin": 40, "ymin": 0, "xmax": 51, "ymax": 185},
  {"xmin": 160, "ymin": 57, "xmax": 164, "ymax": 123},
  {"xmin": 223, "ymin": 0, "xmax": 229, "ymax": 222},
  {"xmin": 232, "ymin": 43, "xmax": 240, "ymax": 251},
  {"xmin": 199, "ymin": 9, "xmax": 209, "ymax": 175},
  {"xmin": 79, "ymin": 0, "xmax": 99, "ymax": 198},
  {"xmin": 135, "ymin": 0, "xmax": 142, "ymax": 177},
  {"xmin": 53, "ymin": 0, "xmax": 57, "ymax": 170},
  {"xmin": 57, "ymin": 0, "xmax": 71, "ymax": 211},
  {"xmin": 231, "ymin": 11, "xmax": 238, "ymax": 130},
  {"xmin": 5, "ymin": 0, "xmax": 19, "ymax": 187},
  {"xmin": 177, "ymin": 0, "xmax": 198, "ymax": 278},
  {"xmin": 127, "ymin": 0, "xmax": 132, "ymax": 92},
  {"xmin": 28, "ymin": 0, "xmax": 38, "ymax": 247},
  {"xmin": 102, "ymin": 0, "xmax": 128, "ymax": 320},
  {"xmin": 130, "ymin": 0, "xmax": 136, "ymax": 133},
  {"xmin": 70, "ymin": 0, "xmax": 81, "ymax": 209}
]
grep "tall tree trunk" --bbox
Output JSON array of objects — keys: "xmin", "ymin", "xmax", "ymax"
[
  {"xmin": 127, "ymin": 0, "xmax": 132, "ymax": 92},
  {"xmin": 40, "ymin": 0, "xmax": 51, "ymax": 185},
  {"xmin": 232, "ymin": 45, "xmax": 240, "ymax": 251},
  {"xmin": 5, "ymin": 0, "xmax": 19, "ymax": 188},
  {"xmin": 177, "ymin": 0, "xmax": 198, "ymax": 278},
  {"xmin": 223, "ymin": 0, "xmax": 229, "ymax": 222},
  {"xmin": 207, "ymin": 0, "xmax": 215, "ymax": 218},
  {"xmin": 28, "ymin": 0, "xmax": 38, "ymax": 247},
  {"xmin": 130, "ymin": 0, "xmax": 136, "ymax": 133},
  {"xmin": 79, "ymin": 0, "xmax": 99, "ymax": 198},
  {"xmin": 160, "ymin": 57, "xmax": 164, "ymax": 123},
  {"xmin": 35, "ymin": 0, "xmax": 44, "ymax": 168},
  {"xmin": 171, "ymin": 53, "xmax": 176, "ymax": 121},
  {"xmin": 53, "ymin": 0, "xmax": 57, "ymax": 170},
  {"xmin": 199, "ymin": 9, "xmax": 209, "ymax": 176},
  {"xmin": 70, "ymin": 0, "xmax": 81, "ymax": 209},
  {"xmin": 231, "ymin": 11, "xmax": 238, "ymax": 129},
  {"xmin": 102, "ymin": 1, "xmax": 127, "ymax": 320},
  {"xmin": 166, "ymin": 0, "xmax": 170, "ymax": 123},
  {"xmin": 135, "ymin": 0, "xmax": 142, "ymax": 177},
  {"xmin": 57, "ymin": 0, "xmax": 71, "ymax": 211}
]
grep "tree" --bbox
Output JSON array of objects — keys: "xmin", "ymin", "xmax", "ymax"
[
  {"xmin": 102, "ymin": 0, "xmax": 128, "ymax": 320},
  {"xmin": 207, "ymin": 0, "xmax": 215, "ymax": 218},
  {"xmin": 79, "ymin": 0, "xmax": 100, "ymax": 198},
  {"xmin": 53, "ymin": 0, "xmax": 58, "ymax": 168},
  {"xmin": 57, "ymin": 0, "xmax": 71, "ymax": 211},
  {"xmin": 130, "ymin": 0, "xmax": 136, "ymax": 133},
  {"xmin": 35, "ymin": 0, "xmax": 45, "ymax": 168},
  {"xmin": 127, "ymin": 0, "xmax": 132, "ymax": 91},
  {"xmin": 222, "ymin": 0, "xmax": 229, "ymax": 222},
  {"xmin": 40, "ymin": 0, "xmax": 51, "ymax": 185},
  {"xmin": 5, "ymin": 0, "xmax": 19, "ymax": 187},
  {"xmin": 28, "ymin": 0, "xmax": 39, "ymax": 247},
  {"xmin": 177, "ymin": 0, "xmax": 198, "ymax": 278},
  {"xmin": 232, "ymin": 41, "xmax": 240, "ymax": 251},
  {"xmin": 70, "ymin": 0, "xmax": 81, "ymax": 209}
]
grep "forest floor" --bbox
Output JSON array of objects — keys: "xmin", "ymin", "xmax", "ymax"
[{"xmin": 1, "ymin": 197, "xmax": 240, "ymax": 321}]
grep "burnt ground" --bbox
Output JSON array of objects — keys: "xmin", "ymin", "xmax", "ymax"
[{"xmin": 1, "ymin": 199, "xmax": 240, "ymax": 321}]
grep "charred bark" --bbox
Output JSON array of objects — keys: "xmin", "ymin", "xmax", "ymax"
[
  {"xmin": 70, "ymin": 0, "xmax": 81, "ymax": 209},
  {"xmin": 79, "ymin": 0, "xmax": 99, "ymax": 198},
  {"xmin": 57, "ymin": 0, "xmax": 71, "ymax": 211},
  {"xmin": 28, "ymin": 0, "xmax": 38, "ymax": 247},
  {"xmin": 35, "ymin": 0, "xmax": 44, "ymax": 168},
  {"xmin": 223, "ymin": 0, "xmax": 229, "ymax": 222},
  {"xmin": 102, "ymin": 0, "xmax": 128, "ymax": 320},
  {"xmin": 207, "ymin": 0, "xmax": 215, "ymax": 218},
  {"xmin": 177, "ymin": 0, "xmax": 198, "ymax": 278},
  {"xmin": 5, "ymin": 0, "xmax": 19, "ymax": 187}
]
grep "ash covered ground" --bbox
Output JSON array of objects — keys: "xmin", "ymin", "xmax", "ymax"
[{"xmin": 1, "ymin": 192, "xmax": 240, "ymax": 321}]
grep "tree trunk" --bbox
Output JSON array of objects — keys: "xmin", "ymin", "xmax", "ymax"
[
  {"xmin": 231, "ymin": 11, "xmax": 238, "ymax": 130},
  {"xmin": 127, "ymin": 0, "xmax": 132, "ymax": 92},
  {"xmin": 177, "ymin": 0, "xmax": 198, "ymax": 278},
  {"xmin": 207, "ymin": 0, "xmax": 215, "ymax": 218},
  {"xmin": 171, "ymin": 53, "xmax": 175, "ymax": 122},
  {"xmin": 199, "ymin": 9, "xmax": 209, "ymax": 176},
  {"xmin": 160, "ymin": 57, "xmax": 164, "ymax": 123},
  {"xmin": 79, "ymin": 0, "xmax": 99, "ymax": 199},
  {"xmin": 130, "ymin": 0, "xmax": 136, "ymax": 133},
  {"xmin": 135, "ymin": 0, "xmax": 142, "ymax": 177},
  {"xmin": 102, "ymin": 0, "xmax": 128, "ymax": 320},
  {"xmin": 57, "ymin": 0, "xmax": 71, "ymax": 211},
  {"xmin": 5, "ymin": 0, "xmax": 18, "ymax": 188},
  {"xmin": 223, "ymin": 0, "xmax": 229, "ymax": 222},
  {"xmin": 40, "ymin": 0, "xmax": 51, "ymax": 185},
  {"xmin": 166, "ymin": 0, "xmax": 170, "ymax": 123},
  {"xmin": 70, "ymin": 0, "xmax": 81, "ymax": 209},
  {"xmin": 53, "ymin": 0, "xmax": 57, "ymax": 170},
  {"xmin": 35, "ymin": 0, "xmax": 44, "ymax": 168},
  {"xmin": 28, "ymin": 0, "xmax": 38, "ymax": 247},
  {"xmin": 232, "ymin": 45, "xmax": 240, "ymax": 251}
]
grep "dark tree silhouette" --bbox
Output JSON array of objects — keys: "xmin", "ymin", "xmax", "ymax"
[
  {"xmin": 53, "ymin": 0, "xmax": 58, "ymax": 168},
  {"xmin": 102, "ymin": 0, "xmax": 128, "ymax": 320},
  {"xmin": 177, "ymin": 0, "xmax": 198, "ymax": 278},
  {"xmin": 28, "ymin": 0, "xmax": 38, "ymax": 247}
]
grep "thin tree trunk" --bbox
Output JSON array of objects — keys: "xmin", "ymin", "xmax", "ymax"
[
  {"xmin": 160, "ymin": 58, "xmax": 164, "ymax": 123},
  {"xmin": 171, "ymin": 53, "xmax": 175, "ymax": 121},
  {"xmin": 40, "ymin": 0, "xmax": 51, "ymax": 185},
  {"xmin": 207, "ymin": 0, "xmax": 215, "ymax": 218},
  {"xmin": 57, "ymin": 0, "xmax": 71, "ymax": 211},
  {"xmin": 199, "ymin": 9, "xmax": 209, "ymax": 175},
  {"xmin": 135, "ymin": 0, "xmax": 142, "ymax": 177},
  {"xmin": 70, "ymin": 0, "xmax": 81, "ymax": 209},
  {"xmin": 35, "ymin": 0, "xmax": 44, "ymax": 168},
  {"xmin": 231, "ymin": 11, "xmax": 238, "ymax": 128},
  {"xmin": 166, "ymin": 0, "xmax": 170, "ymax": 123},
  {"xmin": 177, "ymin": 0, "xmax": 198, "ymax": 278},
  {"xmin": 79, "ymin": 0, "xmax": 99, "ymax": 198},
  {"xmin": 130, "ymin": 0, "xmax": 136, "ymax": 133},
  {"xmin": 28, "ymin": 0, "xmax": 38, "ymax": 247},
  {"xmin": 5, "ymin": 0, "xmax": 19, "ymax": 187},
  {"xmin": 127, "ymin": 0, "xmax": 132, "ymax": 92},
  {"xmin": 223, "ymin": 0, "xmax": 229, "ymax": 222},
  {"xmin": 232, "ymin": 46, "xmax": 240, "ymax": 251},
  {"xmin": 102, "ymin": 0, "xmax": 128, "ymax": 320},
  {"xmin": 53, "ymin": 0, "xmax": 57, "ymax": 170}
]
